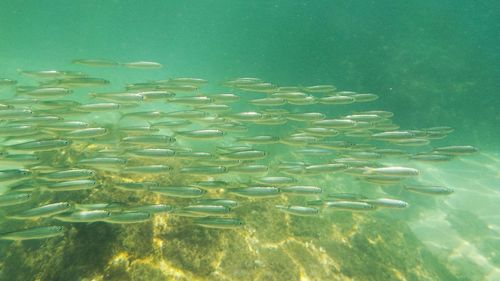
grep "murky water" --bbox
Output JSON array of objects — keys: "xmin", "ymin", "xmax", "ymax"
[{"xmin": 0, "ymin": 1, "xmax": 498, "ymax": 280}]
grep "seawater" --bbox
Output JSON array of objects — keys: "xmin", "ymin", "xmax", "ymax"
[{"xmin": 0, "ymin": 1, "xmax": 498, "ymax": 280}]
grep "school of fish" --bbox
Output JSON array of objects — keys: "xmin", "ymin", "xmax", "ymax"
[{"xmin": 0, "ymin": 59, "xmax": 478, "ymax": 240}]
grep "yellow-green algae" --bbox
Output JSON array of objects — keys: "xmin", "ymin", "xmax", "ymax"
[
  {"xmin": 0, "ymin": 138, "xmax": 489, "ymax": 281},
  {"xmin": 1, "ymin": 209, "xmax": 478, "ymax": 281}
]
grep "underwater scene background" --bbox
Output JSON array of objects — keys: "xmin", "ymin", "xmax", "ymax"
[{"xmin": 0, "ymin": 1, "xmax": 499, "ymax": 280}]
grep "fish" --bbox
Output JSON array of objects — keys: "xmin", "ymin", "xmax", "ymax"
[
  {"xmin": 192, "ymin": 180, "xmax": 229, "ymax": 189},
  {"xmin": 38, "ymin": 169, "xmax": 96, "ymax": 181},
  {"xmin": 347, "ymin": 151, "xmax": 382, "ymax": 160},
  {"xmin": 0, "ymin": 193, "xmax": 32, "ymax": 207},
  {"xmin": 0, "ymin": 109, "xmax": 33, "ymax": 119},
  {"xmin": 236, "ymin": 135, "xmax": 280, "ymax": 144},
  {"xmin": 126, "ymin": 148, "xmax": 175, "ymax": 158},
  {"xmin": 404, "ymin": 185, "xmax": 454, "ymax": 195},
  {"xmin": 196, "ymin": 104, "xmax": 231, "ymax": 112},
  {"xmin": 361, "ymin": 198, "xmax": 409, "ymax": 208},
  {"xmin": 7, "ymin": 139, "xmax": 71, "ymax": 151},
  {"xmin": 344, "ymin": 114, "xmax": 383, "ymax": 122},
  {"xmin": 0, "ymin": 124, "xmax": 38, "ymax": 137},
  {"xmin": 175, "ymin": 151, "xmax": 214, "ymax": 159},
  {"xmin": 392, "ymin": 138, "xmax": 430, "ymax": 146},
  {"xmin": 355, "ymin": 110, "xmax": 394, "ymax": 118},
  {"xmin": 72, "ymin": 59, "xmax": 119, "ymax": 67},
  {"xmin": 0, "ymin": 57, "xmax": 481, "ymax": 252},
  {"xmin": 227, "ymin": 186, "xmax": 281, "ymax": 198},
  {"xmin": 254, "ymin": 176, "xmax": 296, "ymax": 185},
  {"xmin": 54, "ymin": 210, "xmax": 111, "ymax": 222},
  {"xmin": 91, "ymin": 92, "xmax": 144, "ymax": 102},
  {"xmin": 120, "ymin": 111, "xmax": 166, "ymax": 119},
  {"xmin": 304, "ymin": 163, "xmax": 348, "ymax": 174},
  {"xmin": 46, "ymin": 179, "xmax": 98, "ymax": 191},
  {"xmin": 64, "ymin": 127, "xmax": 109, "ymax": 139},
  {"xmin": 195, "ymin": 199, "xmax": 239, "ymax": 208},
  {"xmin": 281, "ymin": 135, "xmax": 319, "ymax": 146},
  {"xmin": 271, "ymin": 92, "xmax": 307, "ymax": 100},
  {"xmin": 372, "ymin": 148, "xmax": 407, "ymax": 156},
  {"xmin": 211, "ymin": 93, "xmax": 240, "ymax": 103},
  {"xmin": 371, "ymin": 131, "xmax": 415, "ymax": 140},
  {"xmin": 74, "ymin": 202, "xmax": 127, "ymax": 211},
  {"xmin": 0, "ymin": 78, "xmax": 17, "ymax": 87},
  {"xmin": 150, "ymin": 186, "xmax": 206, "ymax": 198},
  {"xmin": 294, "ymin": 148, "xmax": 334, "ymax": 156},
  {"xmin": 194, "ymin": 217, "xmax": 244, "ymax": 229},
  {"xmin": 166, "ymin": 110, "xmax": 210, "ymax": 120},
  {"xmin": 303, "ymin": 85, "xmax": 336, "ymax": 93},
  {"xmin": 128, "ymin": 204, "xmax": 174, "ymax": 214},
  {"xmin": 0, "ymin": 226, "xmax": 65, "ymax": 240},
  {"xmin": 364, "ymin": 166, "xmax": 419, "ymax": 177},
  {"xmin": 49, "ymin": 77, "xmax": 110, "ymax": 88},
  {"xmin": 229, "ymin": 164, "xmax": 269, "ymax": 174},
  {"xmin": 222, "ymin": 150, "xmax": 267, "ymax": 160},
  {"xmin": 7, "ymin": 115, "xmax": 63, "ymax": 125},
  {"xmin": 18, "ymin": 70, "xmax": 85, "ymax": 80},
  {"xmin": 117, "ymin": 125, "xmax": 159, "ymax": 134},
  {"xmin": 122, "ymin": 61, "xmax": 163, "ymax": 69},
  {"xmin": 121, "ymin": 135, "xmax": 176, "ymax": 146},
  {"xmin": 352, "ymin": 93, "xmax": 379, "ymax": 102},
  {"xmin": 176, "ymin": 129, "xmax": 225, "ymax": 139},
  {"xmin": 250, "ymin": 97, "xmax": 286, "ymax": 106},
  {"xmin": 179, "ymin": 166, "xmax": 227, "ymax": 174},
  {"xmin": 286, "ymin": 112, "xmax": 325, "ymax": 121},
  {"xmin": 318, "ymin": 95, "xmax": 355, "ymax": 104},
  {"xmin": 122, "ymin": 165, "xmax": 172, "ymax": 174},
  {"xmin": 325, "ymin": 201, "xmax": 376, "ymax": 211},
  {"xmin": 8, "ymin": 202, "xmax": 72, "ymax": 219},
  {"xmin": 139, "ymin": 90, "xmax": 176, "ymax": 100},
  {"xmin": 169, "ymin": 96, "xmax": 212, "ymax": 105},
  {"xmin": 75, "ymin": 102, "xmax": 120, "ymax": 112},
  {"xmin": 38, "ymin": 121, "xmax": 90, "ymax": 131},
  {"xmin": 19, "ymin": 87, "xmax": 72, "ymax": 97},
  {"xmin": 0, "ymin": 169, "xmax": 32, "ymax": 182},
  {"xmin": 410, "ymin": 153, "xmax": 453, "ymax": 162},
  {"xmin": 300, "ymin": 127, "xmax": 339, "ymax": 137},
  {"xmin": 363, "ymin": 175, "xmax": 407, "ymax": 185},
  {"xmin": 114, "ymin": 181, "xmax": 159, "ymax": 192},
  {"xmin": 7, "ymin": 179, "xmax": 41, "ymax": 192},
  {"xmin": 105, "ymin": 212, "xmax": 152, "ymax": 223},
  {"xmin": 424, "ymin": 126, "xmax": 454, "ymax": 134},
  {"xmin": 182, "ymin": 205, "xmax": 231, "ymax": 215},
  {"xmin": 151, "ymin": 120, "xmax": 192, "ymax": 128},
  {"xmin": 280, "ymin": 185, "xmax": 322, "ymax": 195},
  {"xmin": 167, "ymin": 77, "xmax": 208, "ymax": 85},
  {"xmin": 275, "ymin": 205, "xmax": 319, "ymax": 216},
  {"xmin": 311, "ymin": 119, "xmax": 357, "ymax": 128},
  {"xmin": 433, "ymin": 145, "xmax": 478, "ymax": 155},
  {"xmin": 228, "ymin": 111, "xmax": 264, "ymax": 121}
]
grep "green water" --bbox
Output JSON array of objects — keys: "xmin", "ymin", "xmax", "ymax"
[{"xmin": 0, "ymin": 1, "xmax": 499, "ymax": 280}]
